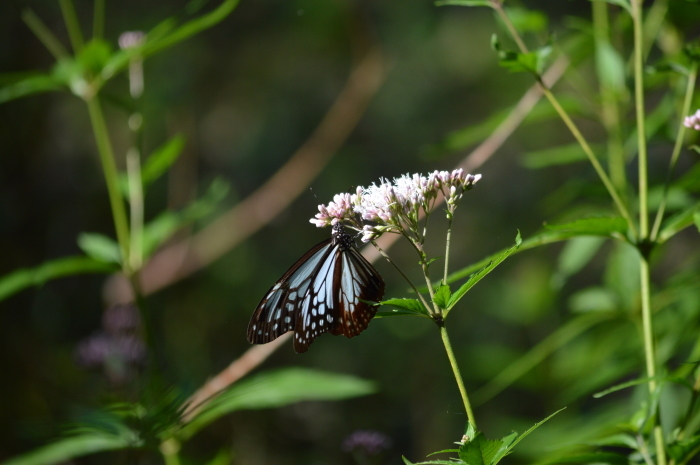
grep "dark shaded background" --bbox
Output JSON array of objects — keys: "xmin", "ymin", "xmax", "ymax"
[{"xmin": 2, "ymin": 0, "xmax": 700, "ymax": 463}]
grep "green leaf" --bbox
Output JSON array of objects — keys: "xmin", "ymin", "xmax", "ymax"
[
  {"xmin": 2, "ymin": 433, "xmax": 139, "ymax": 465},
  {"xmin": 435, "ymin": 0, "xmax": 493, "ymax": 7},
  {"xmin": 402, "ymin": 457, "xmax": 416, "ymax": 465},
  {"xmin": 540, "ymin": 453, "xmax": 630, "ymax": 465},
  {"xmin": 568, "ymin": 287, "xmax": 617, "ymax": 313},
  {"xmin": 588, "ymin": 0, "xmax": 631, "ymax": 13},
  {"xmin": 433, "ymin": 284, "xmax": 452, "ymax": 310},
  {"xmin": 142, "ymin": 179, "xmax": 229, "ymax": 257},
  {"xmin": 376, "ymin": 298, "xmax": 430, "ymax": 318},
  {"xmin": 76, "ymin": 39, "xmax": 112, "ymax": 76},
  {"xmin": 595, "ymin": 42, "xmax": 626, "ymax": 97},
  {"xmin": 593, "ymin": 376, "xmax": 693, "ymax": 398},
  {"xmin": 521, "ymin": 143, "xmax": 591, "ymax": 169},
  {"xmin": 544, "ymin": 217, "xmax": 628, "ymax": 237},
  {"xmin": 427, "ymin": 449, "xmax": 460, "ymax": 456},
  {"xmin": 0, "ymin": 72, "xmax": 64, "ymax": 104},
  {"xmin": 141, "ymin": 135, "xmax": 186, "ymax": 188},
  {"xmin": 0, "ymin": 256, "xmax": 116, "ymax": 302},
  {"xmin": 554, "ymin": 236, "xmax": 606, "ymax": 286},
  {"xmin": 446, "ymin": 232, "xmax": 521, "ymax": 314},
  {"xmin": 77, "ymin": 233, "xmax": 122, "ymax": 264},
  {"xmin": 501, "ymin": 408, "xmax": 566, "ymax": 456},
  {"xmin": 492, "ymin": 35, "xmax": 551, "ymax": 75},
  {"xmin": 695, "ymin": 209, "xmax": 700, "ymax": 233},
  {"xmin": 179, "ymin": 368, "xmax": 377, "ymax": 440},
  {"xmin": 458, "ymin": 433, "xmax": 504, "ymax": 465},
  {"xmin": 658, "ymin": 202, "xmax": 700, "ymax": 243},
  {"xmin": 669, "ymin": 435, "xmax": 700, "ymax": 463},
  {"xmin": 102, "ymin": 0, "xmax": 241, "ymax": 81},
  {"xmin": 503, "ymin": 7, "xmax": 548, "ymax": 33}
]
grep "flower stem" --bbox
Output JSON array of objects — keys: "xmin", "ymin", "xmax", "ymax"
[
  {"xmin": 632, "ymin": 0, "xmax": 649, "ymax": 240},
  {"xmin": 439, "ymin": 322, "xmax": 477, "ymax": 429},
  {"xmin": 444, "ymin": 215, "xmax": 453, "ymax": 284},
  {"xmin": 58, "ymin": 0, "xmax": 84, "ymax": 53},
  {"xmin": 86, "ymin": 96, "xmax": 132, "ymax": 275}
]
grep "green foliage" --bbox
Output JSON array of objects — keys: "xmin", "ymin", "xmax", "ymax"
[
  {"xmin": 77, "ymin": 232, "xmax": 122, "ymax": 264},
  {"xmin": 377, "ymin": 298, "xmax": 430, "ymax": 317},
  {"xmin": 0, "ymin": 256, "xmax": 117, "ymax": 302},
  {"xmin": 521, "ymin": 143, "xmax": 591, "ymax": 169},
  {"xmin": 2, "ymin": 433, "xmax": 140, "ymax": 465},
  {"xmin": 491, "ymin": 35, "xmax": 552, "ymax": 75},
  {"xmin": 179, "ymin": 368, "xmax": 377, "ymax": 440},
  {"xmin": 444, "ymin": 231, "xmax": 521, "ymax": 316}
]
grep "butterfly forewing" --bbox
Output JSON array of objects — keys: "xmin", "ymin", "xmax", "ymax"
[
  {"xmin": 247, "ymin": 224, "xmax": 385, "ymax": 353},
  {"xmin": 247, "ymin": 239, "xmax": 333, "ymax": 345}
]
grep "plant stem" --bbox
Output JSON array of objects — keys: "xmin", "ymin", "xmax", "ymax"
[
  {"xmin": 127, "ymin": 149, "xmax": 144, "ymax": 272},
  {"xmin": 21, "ymin": 9, "xmax": 70, "ymax": 61},
  {"xmin": 160, "ymin": 439, "xmax": 181, "ymax": 465},
  {"xmin": 444, "ymin": 222, "xmax": 452, "ymax": 286},
  {"xmin": 439, "ymin": 322, "xmax": 477, "ymax": 429},
  {"xmin": 93, "ymin": 0, "xmax": 105, "ymax": 40},
  {"xmin": 540, "ymin": 85, "xmax": 638, "ymax": 239},
  {"xmin": 492, "ymin": 1, "xmax": 638, "ymax": 239},
  {"xmin": 651, "ymin": 64, "xmax": 698, "ymax": 241},
  {"xmin": 371, "ymin": 241, "xmax": 434, "ymax": 315},
  {"xmin": 58, "ymin": 0, "xmax": 84, "ymax": 54},
  {"xmin": 640, "ymin": 256, "xmax": 667, "ymax": 465},
  {"xmin": 632, "ymin": 0, "xmax": 649, "ymax": 240},
  {"xmin": 86, "ymin": 97, "xmax": 132, "ymax": 274}
]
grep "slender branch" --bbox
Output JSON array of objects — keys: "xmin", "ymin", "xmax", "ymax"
[
  {"xmin": 127, "ymin": 149, "xmax": 144, "ymax": 272},
  {"xmin": 632, "ymin": 0, "xmax": 649, "ymax": 240},
  {"xmin": 86, "ymin": 97, "xmax": 132, "ymax": 274},
  {"xmin": 440, "ymin": 323, "xmax": 477, "ymax": 429},
  {"xmin": 58, "ymin": 0, "xmax": 84, "ymax": 54},
  {"xmin": 651, "ymin": 64, "xmax": 698, "ymax": 241},
  {"xmin": 93, "ymin": 0, "xmax": 105, "ymax": 40},
  {"xmin": 492, "ymin": 1, "xmax": 527, "ymax": 54},
  {"xmin": 444, "ymin": 215, "xmax": 453, "ymax": 284},
  {"xmin": 21, "ymin": 9, "xmax": 70, "ymax": 61}
]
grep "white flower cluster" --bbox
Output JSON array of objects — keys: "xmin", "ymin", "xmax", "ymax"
[
  {"xmin": 310, "ymin": 169, "xmax": 481, "ymax": 242},
  {"xmin": 684, "ymin": 109, "xmax": 700, "ymax": 131}
]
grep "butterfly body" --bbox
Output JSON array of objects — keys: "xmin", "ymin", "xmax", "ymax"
[{"xmin": 247, "ymin": 224, "xmax": 384, "ymax": 353}]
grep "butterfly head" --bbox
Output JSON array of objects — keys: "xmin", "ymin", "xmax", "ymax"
[{"xmin": 331, "ymin": 223, "xmax": 354, "ymax": 250}]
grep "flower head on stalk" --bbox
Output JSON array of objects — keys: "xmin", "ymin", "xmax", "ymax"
[
  {"xmin": 684, "ymin": 109, "xmax": 700, "ymax": 131},
  {"xmin": 309, "ymin": 169, "xmax": 480, "ymax": 242}
]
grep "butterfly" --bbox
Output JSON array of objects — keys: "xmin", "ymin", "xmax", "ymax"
[{"xmin": 247, "ymin": 223, "xmax": 385, "ymax": 353}]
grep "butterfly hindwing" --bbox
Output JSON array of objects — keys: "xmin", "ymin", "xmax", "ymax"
[
  {"xmin": 247, "ymin": 239, "xmax": 333, "ymax": 345},
  {"xmin": 330, "ymin": 247, "xmax": 385, "ymax": 338}
]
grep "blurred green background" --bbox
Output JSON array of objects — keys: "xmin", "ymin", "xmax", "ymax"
[{"xmin": 2, "ymin": 0, "xmax": 700, "ymax": 463}]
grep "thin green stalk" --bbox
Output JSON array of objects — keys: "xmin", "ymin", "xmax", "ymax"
[
  {"xmin": 86, "ymin": 97, "xmax": 132, "ymax": 274},
  {"xmin": 160, "ymin": 439, "xmax": 182, "ymax": 465},
  {"xmin": 651, "ymin": 64, "xmax": 698, "ymax": 241},
  {"xmin": 127, "ymin": 149, "xmax": 144, "ymax": 272},
  {"xmin": 371, "ymin": 241, "xmax": 434, "ymax": 315},
  {"xmin": 492, "ymin": 1, "xmax": 638, "ymax": 239},
  {"xmin": 58, "ymin": 0, "xmax": 84, "ymax": 53},
  {"xmin": 21, "ymin": 9, "xmax": 70, "ymax": 61},
  {"xmin": 632, "ymin": 0, "xmax": 649, "ymax": 239},
  {"xmin": 444, "ymin": 216, "xmax": 453, "ymax": 284},
  {"xmin": 640, "ymin": 256, "xmax": 667, "ymax": 465},
  {"xmin": 93, "ymin": 0, "xmax": 105, "ymax": 40},
  {"xmin": 678, "ymin": 372, "xmax": 700, "ymax": 440},
  {"xmin": 541, "ymin": 86, "xmax": 638, "ymax": 239},
  {"xmin": 439, "ymin": 323, "xmax": 477, "ymax": 429}
]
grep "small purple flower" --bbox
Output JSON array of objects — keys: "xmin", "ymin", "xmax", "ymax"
[
  {"xmin": 118, "ymin": 31, "xmax": 146, "ymax": 50},
  {"xmin": 342, "ymin": 430, "xmax": 392, "ymax": 456},
  {"xmin": 75, "ymin": 332, "xmax": 147, "ymax": 368},
  {"xmin": 102, "ymin": 303, "xmax": 140, "ymax": 334},
  {"xmin": 684, "ymin": 109, "xmax": 700, "ymax": 131}
]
